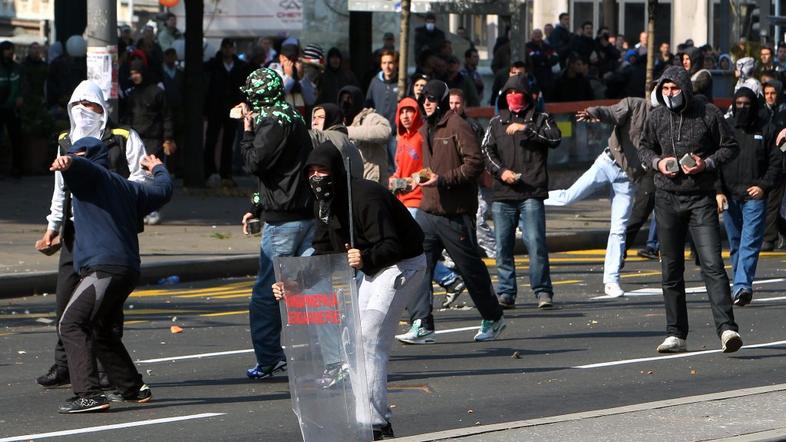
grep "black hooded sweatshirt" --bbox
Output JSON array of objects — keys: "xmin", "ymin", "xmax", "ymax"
[
  {"xmin": 482, "ymin": 74, "xmax": 561, "ymax": 201},
  {"xmin": 316, "ymin": 48, "xmax": 359, "ymax": 105},
  {"xmin": 306, "ymin": 142, "xmax": 423, "ymax": 277},
  {"xmin": 638, "ymin": 65, "xmax": 739, "ymax": 195},
  {"xmin": 720, "ymin": 87, "xmax": 782, "ymax": 201},
  {"xmin": 684, "ymin": 47, "xmax": 713, "ymax": 102},
  {"xmin": 122, "ymin": 60, "xmax": 174, "ymax": 143},
  {"xmin": 337, "ymin": 85, "xmax": 366, "ymax": 124}
]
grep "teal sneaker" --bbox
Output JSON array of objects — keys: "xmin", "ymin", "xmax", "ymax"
[
  {"xmin": 474, "ymin": 317, "xmax": 507, "ymax": 342},
  {"xmin": 395, "ymin": 319, "xmax": 435, "ymax": 344}
]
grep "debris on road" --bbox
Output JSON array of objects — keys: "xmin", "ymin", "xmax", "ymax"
[{"xmin": 170, "ymin": 325, "xmax": 184, "ymax": 334}]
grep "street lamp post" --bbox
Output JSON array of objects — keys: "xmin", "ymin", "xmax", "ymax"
[{"xmin": 86, "ymin": 0, "xmax": 118, "ymax": 121}]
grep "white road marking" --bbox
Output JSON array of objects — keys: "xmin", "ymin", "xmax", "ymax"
[
  {"xmin": 137, "ymin": 349, "xmax": 253, "ymax": 364},
  {"xmin": 136, "ymin": 326, "xmax": 482, "ymax": 364},
  {"xmin": 573, "ymin": 339, "xmax": 786, "ymax": 369},
  {"xmin": 591, "ymin": 278, "xmax": 786, "ymax": 300},
  {"xmin": 434, "ymin": 326, "xmax": 479, "ymax": 335},
  {"xmin": 0, "ymin": 413, "xmax": 225, "ymax": 442}
]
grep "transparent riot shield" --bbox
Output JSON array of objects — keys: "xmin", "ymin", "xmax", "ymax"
[{"xmin": 274, "ymin": 253, "xmax": 372, "ymax": 442}]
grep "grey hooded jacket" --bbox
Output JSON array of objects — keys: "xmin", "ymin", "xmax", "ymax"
[
  {"xmin": 638, "ymin": 66, "xmax": 739, "ymax": 194},
  {"xmin": 586, "ymin": 96, "xmax": 650, "ymax": 181}
]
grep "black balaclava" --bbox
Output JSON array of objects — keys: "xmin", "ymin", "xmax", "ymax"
[
  {"xmin": 418, "ymin": 80, "xmax": 450, "ymax": 126},
  {"xmin": 304, "ymin": 142, "xmax": 349, "ymax": 226},
  {"xmin": 732, "ymin": 86, "xmax": 759, "ymax": 129}
]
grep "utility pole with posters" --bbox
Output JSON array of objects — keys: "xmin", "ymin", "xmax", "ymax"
[
  {"xmin": 85, "ymin": 0, "xmax": 119, "ymax": 120},
  {"xmin": 645, "ymin": 0, "xmax": 657, "ymax": 94},
  {"xmin": 183, "ymin": 0, "xmax": 205, "ymax": 186}
]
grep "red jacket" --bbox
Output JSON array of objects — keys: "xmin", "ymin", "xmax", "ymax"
[{"xmin": 393, "ymin": 97, "xmax": 424, "ymax": 208}]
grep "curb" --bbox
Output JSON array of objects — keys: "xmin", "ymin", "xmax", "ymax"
[{"xmin": 0, "ymin": 229, "xmax": 619, "ymax": 299}]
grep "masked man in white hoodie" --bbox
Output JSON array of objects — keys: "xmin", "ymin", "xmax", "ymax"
[{"xmin": 34, "ymin": 80, "xmax": 149, "ymax": 389}]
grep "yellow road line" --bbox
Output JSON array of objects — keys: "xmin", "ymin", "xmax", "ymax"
[
  {"xmin": 200, "ymin": 310, "xmax": 248, "ymax": 317},
  {"xmin": 620, "ymin": 271, "xmax": 661, "ymax": 279},
  {"xmin": 132, "ymin": 280, "xmax": 253, "ymax": 297},
  {"xmin": 552, "ymin": 279, "xmax": 583, "ymax": 285},
  {"xmin": 175, "ymin": 289, "xmax": 250, "ymax": 298},
  {"xmin": 212, "ymin": 294, "xmax": 251, "ymax": 299}
]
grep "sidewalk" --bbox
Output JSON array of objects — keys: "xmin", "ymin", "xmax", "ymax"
[
  {"xmin": 397, "ymin": 384, "xmax": 786, "ymax": 442},
  {"xmin": 0, "ymin": 174, "xmax": 626, "ymax": 298}
]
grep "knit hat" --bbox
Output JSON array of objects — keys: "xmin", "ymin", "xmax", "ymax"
[{"xmin": 302, "ymin": 44, "xmax": 325, "ymax": 67}]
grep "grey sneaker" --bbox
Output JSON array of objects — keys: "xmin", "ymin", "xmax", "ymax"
[
  {"xmin": 656, "ymin": 336, "xmax": 687, "ymax": 353},
  {"xmin": 721, "ymin": 330, "xmax": 743, "ymax": 353},
  {"xmin": 395, "ymin": 319, "xmax": 435, "ymax": 344},
  {"xmin": 537, "ymin": 293, "xmax": 554, "ymax": 309},
  {"xmin": 106, "ymin": 384, "xmax": 152, "ymax": 403},
  {"xmin": 474, "ymin": 317, "xmax": 507, "ymax": 342}
]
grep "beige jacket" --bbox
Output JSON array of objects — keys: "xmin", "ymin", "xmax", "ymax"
[{"xmin": 346, "ymin": 108, "xmax": 392, "ymax": 184}]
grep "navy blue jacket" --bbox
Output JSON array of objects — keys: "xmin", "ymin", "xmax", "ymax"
[{"xmin": 62, "ymin": 142, "xmax": 172, "ymax": 273}]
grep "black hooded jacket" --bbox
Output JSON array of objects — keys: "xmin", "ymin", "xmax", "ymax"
[
  {"xmin": 638, "ymin": 66, "xmax": 739, "ymax": 194},
  {"xmin": 307, "ymin": 143, "xmax": 423, "ymax": 277},
  {"xmin": 121, "ymin": 61, "xmax": 173, "ymax": 142},
  {"xmin": 720, "ymin": 87, "xmax": 782, "ymax": 200},
  {"xmin": 482, "ymin": 75, "xmax": 561, "ymax": 201}
]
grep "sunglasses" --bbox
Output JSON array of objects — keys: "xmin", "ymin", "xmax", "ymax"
[{"xmin": 425, "ymin": 95, "xmax": 440, "ymax": 103}]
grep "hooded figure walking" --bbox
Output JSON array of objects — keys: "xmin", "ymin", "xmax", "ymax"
[
  {"xmin": 638, "ymin": 65, "xmax": 742, "ymax": 354},
  {"xmin": 273, "ymin": 142, "xmax": 426, "ymax": 440}
]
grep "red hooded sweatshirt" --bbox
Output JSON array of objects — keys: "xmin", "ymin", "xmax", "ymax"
[{"xmin": 393, "ymin": 97, "xmax": 424, "ymax": 208}]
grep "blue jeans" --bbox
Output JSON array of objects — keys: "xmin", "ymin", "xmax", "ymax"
[
  {"xmin": 723, "ymin": 198, "xmax": 767, "ymax": 295},
  {"xmin": 407, "ymin": 207, "xmax": 458, "ymax": 286},
  {"xmin": 249, "ymin": 219, "xmax": 315, "ymax": 366},
  {"xmin": 646, "ymin": 216, "xmax": 660, "ymax": 251},
  {"xmin": 544, "ymin": 152, "xmax": 635, "ymax": 283},
  {"xmin": 492, "ymin": 199, "xmax": 552, "ymax": 299}
]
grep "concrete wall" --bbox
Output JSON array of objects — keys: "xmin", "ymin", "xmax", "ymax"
[
  {"xmin": 532, "ymin": 0, "xmax": 568, "ymax": 31},
  {"xmin": 671, "ymin": 0, "xmax": 708, "ymax": 48}
]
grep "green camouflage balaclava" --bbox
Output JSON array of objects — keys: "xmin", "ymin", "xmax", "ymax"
[{"xmin": 239, "ymin": 67, "xmax": 304, "ymax": 126}]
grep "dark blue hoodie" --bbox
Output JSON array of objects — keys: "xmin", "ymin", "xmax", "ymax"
[{"xmin": 62, "ymin": 137, "xmax": 173, "ymax": 273}]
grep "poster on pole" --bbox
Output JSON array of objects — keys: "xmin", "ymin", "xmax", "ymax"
[{"xmin": 86, "ymin": 46, "xmax": 118, "ymax": 100}]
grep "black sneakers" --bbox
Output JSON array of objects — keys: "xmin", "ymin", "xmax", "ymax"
[
  {"xmin": 106, "ymin": 384, "xmax": 152, "ymax": 403},
  {"xmin": 37, "ymin": 364, "xmax": 70, "ymax": 388},
  {"xmin": 58, "ymin": 394, "xmax": 110, "ymax": 413},
  {"xmin": 373, "ymin": 422, "xmax": 394, "ymax": 440}
]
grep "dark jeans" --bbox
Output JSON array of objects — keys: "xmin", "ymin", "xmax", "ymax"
[
  {"xmin": 53, "ymin": 221, "xmax": 111, "ymax": 375},
  {"xmin": 625, "ymin": 170, "xmax": 656, "ymax": 250},
  {"xmin": 204, "ymin": 115, "xmax": 238, "ymax": 178},
  {"xmin": 408, "ymin": 211, "xmax": 502, "ymax": 330},
  {"xmin": 59, "ymin": 268, "xmax": 142, "ymax": 397},
  {"xmin": 655, "ymin": 191, "xmax": 737, "ymax": 339}
]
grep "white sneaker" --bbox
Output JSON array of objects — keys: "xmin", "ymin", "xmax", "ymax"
[
  {"xmin": 656, "ymin": 336, "xmax": 687, "ymax": 353},
  {"xmin": 474, "ymin": 317, "xmax": 507, "ymax": 342},
  {"xmin": 206, "ymin": 173, "xmax": 221, "ymax": 188},
  {"xmin": 604, "ymin": 283, "xmax": 625, "ymax": 298},
  {"xmin": 721, "ymin": 330, "xmax": 743, "ymax": 353},
  {"xmin": 144, "ymin": 211, "xmax": 162, "ymax": 225}
]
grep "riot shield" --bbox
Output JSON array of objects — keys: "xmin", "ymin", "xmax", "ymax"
[{"xmin": 274, "ymin": 253, "xmax": 372, "ymax": 442}]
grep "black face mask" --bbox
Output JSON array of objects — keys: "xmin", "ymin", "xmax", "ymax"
[
  {"xmin": 308, "ymin": 175, "xmax": 334, "ymax": 201},
  {"xmin": 734, "ymin": 106, "xmax": 754, "ymax": 128}
]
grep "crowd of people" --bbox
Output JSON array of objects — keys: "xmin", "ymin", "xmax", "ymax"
[{"xmin": 11, "ymin": 9, "xmax": 786, "ymax": 442}]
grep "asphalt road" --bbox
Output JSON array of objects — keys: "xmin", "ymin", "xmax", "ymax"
[{"xmin": 2, "ymin": 249, "xmax": 786, "ymax": 442}]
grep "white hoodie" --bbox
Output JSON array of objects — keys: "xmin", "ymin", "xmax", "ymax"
[{"xmin": 46, "ymin": 80, "xmax": 148, "ymax": 232}]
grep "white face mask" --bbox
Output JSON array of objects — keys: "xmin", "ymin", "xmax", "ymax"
[
  {"xmin": 662, "ymin": 91, "xmax": 683, "ymax": 110},
  {"xmin": 426, "ymin": 23, "xmax": 435, "ymax": 32},
  {"xmin": 71, "ymin": 104, "xmax": 103, "ymax": 140}
]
